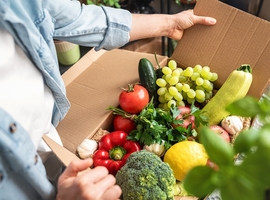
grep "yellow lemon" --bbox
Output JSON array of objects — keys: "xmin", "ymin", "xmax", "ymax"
[{"xmin": 163, "ymin": 141, "xmax": 208, "ymax": 181}]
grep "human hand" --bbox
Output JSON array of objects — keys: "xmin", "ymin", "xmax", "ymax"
[
  {"xmin": 56, "ymin": 159, "xmax": 122, "ymax": 200},
  {"xmin": 130, "ymin": 10, "xmax": 216, "ymax": 42},
  {"xmin": 167, "ymin": 9, "xmax": 216, "ymax": 40}
]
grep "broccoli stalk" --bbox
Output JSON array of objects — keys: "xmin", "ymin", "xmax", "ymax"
[{"xmin": 115, "ymin": 150, "xmax": 176, "ymax": 200}]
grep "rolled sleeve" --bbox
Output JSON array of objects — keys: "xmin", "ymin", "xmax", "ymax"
[
  {"xmin": 50, "ymin": 0, "xmax": 132, "ymax": 50},
  {"xmin": 95, "ymin": 6, "xmax": 131, "ymax": 51}
]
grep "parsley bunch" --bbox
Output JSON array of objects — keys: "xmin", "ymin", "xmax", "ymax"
[{"xmin": 108, "ymin": 99, "xmax": 208, "ymax": 150}]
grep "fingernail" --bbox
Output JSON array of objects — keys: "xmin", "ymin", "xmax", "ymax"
[{"xmin": 209, "ymin": 18, "xmax": 217, "ymax": 24}]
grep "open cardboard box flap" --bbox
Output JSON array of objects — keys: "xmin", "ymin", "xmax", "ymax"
[
  {"xmin": 173, "ymin": 0, "xmax": 270, "ymax": 96},
  {"xmin": 44, "ymin": 0, "xmax": 270, "ymax": 166}
]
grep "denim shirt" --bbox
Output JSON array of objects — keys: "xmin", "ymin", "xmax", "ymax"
[{"xmin": 0, "ymin": 0, "xmax": 131, "ymax": 199}]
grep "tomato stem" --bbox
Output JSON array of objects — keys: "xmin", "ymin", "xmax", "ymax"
[
  {"xmin": 127, "ymin": 84, "xmax": 135, "ymax": 92},
  {"xmin": 107, "ymin": 106, "xmax": 137, "ymax": 120}
]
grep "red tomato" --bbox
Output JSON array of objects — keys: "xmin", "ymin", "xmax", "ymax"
[
  {"xmin": 119, "ymin": 84, "xmax": 149, "ymax": 114},
  {"xmin": 113, "ymin": 115, "xmax": 136, "ymax": 133}
]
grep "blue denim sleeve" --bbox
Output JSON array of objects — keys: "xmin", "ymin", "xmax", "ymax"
[{"xmin": 45, "ymin": 0, "xmax": 132, "ymax": 50}]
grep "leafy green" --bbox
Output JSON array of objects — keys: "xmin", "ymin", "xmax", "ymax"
[
  {"xmin": 107, "ymin": 99, "xmax": 208, "ymax": 150},
  {"xmin": 183, "ymin": 95, "xmax": 270, "ymax": 200},
  {"xmin": 86, "ymin": 0, "xmax": 120, "ymax": 8}
]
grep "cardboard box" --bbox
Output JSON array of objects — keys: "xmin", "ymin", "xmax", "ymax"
[{"xmin": 45, "ymin": 0, "xmax": 270, "ymax": 179}]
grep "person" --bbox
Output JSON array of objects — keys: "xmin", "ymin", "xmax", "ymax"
[{"xmin": 0, "ymin": 0, "xmax": 216, "ymax": 199}]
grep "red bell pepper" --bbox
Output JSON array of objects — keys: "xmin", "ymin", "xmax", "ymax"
[{"xmin": 92, "ymin": 130, "xmax": 141, "ymax": 175}]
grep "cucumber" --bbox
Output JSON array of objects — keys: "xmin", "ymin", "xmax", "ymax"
[
  {"xmin": 201, "ymin": 64, "xmax": 253, "ymax": 125},
  {"xmin": 138, "ymin": 58, "xmax": 158, "ymax": 105}
]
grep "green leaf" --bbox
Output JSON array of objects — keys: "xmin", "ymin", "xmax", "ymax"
[
  {"xmin": 220, "ymin": 173, "xmax": 265, "ymax": 200},
  {"xmin": 233, "ymin": 128, "xmax": 260, "ymax": 154},
  {"xmin": 257, "ymin": 95, "xmax": 270, "ymax": 123},
  {"xmin": 183, "ymin": 166, "xmax": 216, "ymax": 197},
  {"xmin": 226, "ymin": 96, "xmax": 260, "ymax": 117},
  {"xmin": 170, "ymin": 105, "xmax": 182, "ymax": 119},
  {"xmin": 240, "ymin": 146, "xmax": 270, "ymax": 186},
  {"xmin": 199, "ymin": 126, "xmax": 235, "ymax": 166}
]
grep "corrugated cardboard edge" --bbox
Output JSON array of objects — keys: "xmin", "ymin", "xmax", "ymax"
[
  {"xmin": 43, "ymin": 135, "xmax": 79, "ymax": 166},
  {"xmin": 172, "ymin": 0, "xmax": 270, "ymax": 98},
  {"xmin": 62, "ymin": 48, "xmax": 106, "ymax": 87},
  {"xmin": 43, "ymin": 49, "xmax": 107, "ymax": 166}
]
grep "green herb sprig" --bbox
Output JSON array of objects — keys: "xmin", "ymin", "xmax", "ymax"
[{"xmin": 107, "ymin": 98, "xmax": 208, "ymax": 150}]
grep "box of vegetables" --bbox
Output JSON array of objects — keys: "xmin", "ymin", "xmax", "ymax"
[{"xmin": 44, "ymin": 0, "xmax": 270, "ymax": 199}]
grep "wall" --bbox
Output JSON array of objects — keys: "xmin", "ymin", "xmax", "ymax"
[{"xmin": 258, "ymin": 0, "xmax": 270, "ymax": 21}]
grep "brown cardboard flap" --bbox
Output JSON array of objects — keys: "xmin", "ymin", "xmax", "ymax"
[
  {"xmin": 43, "ymin": 135, "xmax": 79, "ymax": 166},
  {"xmin": 62, "ymin": 49, "xmax": 106, "ymax": 87},
  {"xmin": 173, "ymin": 0, "xmax": 270, "ymax": 97},
  {"xmin": 57, "ymin": 49, "xmax": 167, "ymax": 153}
]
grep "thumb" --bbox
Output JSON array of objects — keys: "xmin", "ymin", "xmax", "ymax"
[
  {"xmin": 61, "ymin": 159, "xmax": 93, "ymax": 179},
  {"xmin": 194, "ymin": 16, "xmax": 217, "ymax": 26}
]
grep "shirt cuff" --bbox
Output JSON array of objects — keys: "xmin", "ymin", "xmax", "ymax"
[{"xmin": 94, "ymin": 6, "xmax": 132, "ymax": 51}]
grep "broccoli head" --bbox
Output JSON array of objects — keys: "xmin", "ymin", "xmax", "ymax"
[{"xmin": 115, "ymin": 150, "xmax": 176, "ymax": 200}]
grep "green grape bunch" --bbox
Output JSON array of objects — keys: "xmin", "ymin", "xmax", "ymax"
[{"xmin": 155, "ymin": 59, "xmax": 218, "ymax": 110}]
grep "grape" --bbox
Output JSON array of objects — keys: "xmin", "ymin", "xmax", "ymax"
[
  {"xmin": 172, "ymin": 68, "xmax": 182, "ymax": 77},
  {"xmin": 156, "ymin": 60, "xmax": 218, "ymax": 106},
  {"xmin": 195, "ymin": 85, "xmax": 205, "ymax": 91},
  {"xmin": 194, "ymin": 64, "xmax": 202, "ymax": 73},
  {"xmin": 168, "ymin": 86, "xmax": 178, "ymax": 96},
  {"xmin": 203, "ymin": 71, "xmax": 213, "ymax": 80},
  {"xmin": 210, "ymin": 72, "xmax": 218, "ymax": 82},
  {"xmin": 202, "ymin": 79, "xmax": 211, "ymax": 89},
  {"xmin": 191, "ymin": 72, "xmax": 200, "ymax": 81},
  {"xmin": 163, "ymin": 103, "xmax": 170, "ymax": 111},
  {"xmin": 162, "ymin": 66, "xmax": 172, "ymax": 75},
  {"xmin": 187, "ymin": 97, "xmax": 195, "ymax": 104},
  {"xmin": 167, "ymin": 99, "xmax": 176, "ymax": 108},
  {"xmin": 182, "ymin": 67, "xmax": 193, "ymax": 77},
  {"xmin": 164, "ymin": 92, "xmax": 173, "ymax": 101},
  {"xmin": 168, "ymin": 76, "xmax": 179, "ymax": 85},
  {"xmin": 168, "ymin": 60, "xmax": 177, "ymax": 70},
  {"xmin": 187, "ymin": 89, "xmax": 196, "ymax": 99},
  {"xmin": 164, "ymin": 74, "xmax": 172, "ymax": 82},
  {"xmin": 156, "ymin": 78, "xmax": 167, "ymax": 87},
  {"xmin": 195, "ymin": 89, "xmax": 205, "ymax": 100},
  {"xmin": 179, "ymin": 75, "xmax": 187, "ymax": 83},
  {"xmin": 182, "ymin": 84, "xmax": 190, "ymax": 92},
  {"xmin": 174, "ymin": 92, "xmax": 183, "ymax": 101},
  {"xmin": 196, "ymin": 97, "xmax": 205, "ymax": 103},
  {"xmin": 205, "ymin": 83, "xmax": 214, "ymax": 92},
  {"xmin": 182, "ymin": 92, "xmax": 187, "ymax": 100},
  {"xmin": 158, "ymin": 95, "xmax": 167, "ymax": 103},
  {"xmin": 200, "ymin": 66, "xmax": 210, "ymax": 78},
  {"xmin": 205, "ymin": 91, "xmax": 213, "ymax": 100},
  {"xmin": 176, "ymin": 100, "xmax": 185, "ymax": 107},
  {"xmin": 175, "ymin": 83, "xmax": 183, "ymax": 91},
  {"xmin": 157, "ymin": 87, "xmax": 167, "ymax": 96},
  {"xmin": 196, "ymin": 77, "xmax": 204, "ymax": 86}
]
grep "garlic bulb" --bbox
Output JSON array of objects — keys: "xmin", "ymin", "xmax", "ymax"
[
  {"xmin": 221, "ymin": 116, "xmax": 243, "ymax": 135},
  {"xmin": 143, "ymin": 141, "xmax": 166, "ymax": 157},
  {"xmin": 77, "ymin": 139, "xmax": 98, "ymax": 159}
]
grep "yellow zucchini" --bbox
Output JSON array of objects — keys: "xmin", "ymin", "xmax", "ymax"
[{"xmin": 201, "ymin": 64, "xmax": 253, "ymax": 125}]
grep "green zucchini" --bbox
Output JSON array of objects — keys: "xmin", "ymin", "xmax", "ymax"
[
  {"xmin": 201, "ymin": 64, "xmax": 253, "ymax": 125},
  {"xmin": 138, "ymin": 58, "xmax": 158, "ymax": 105}
]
